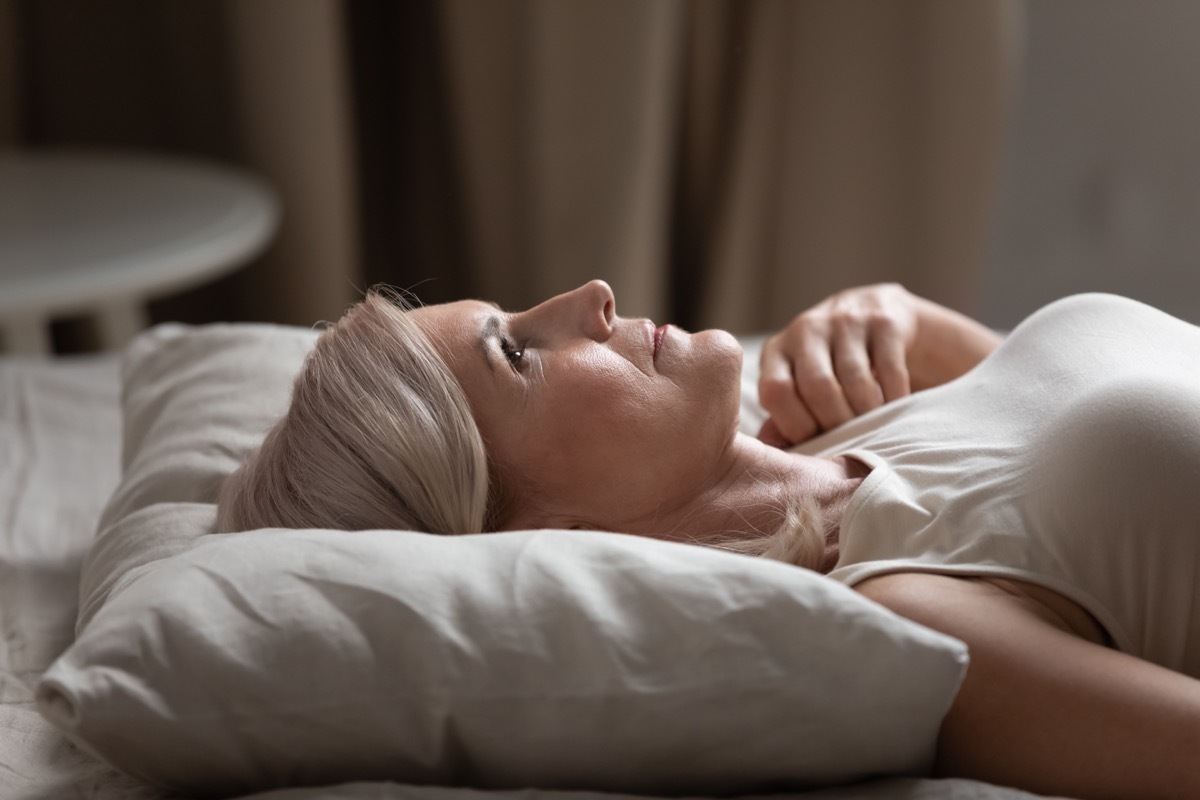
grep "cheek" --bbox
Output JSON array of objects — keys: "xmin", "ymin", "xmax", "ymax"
[
  {"xmin": 676, "ymin": 331, "xmax": 743, "ymax": 428},
  {"xmin": 521, "ymin": 369, "xmax": 658, "ymax": 483},
  {"xmin": 502, "ymin": 341, "xmax": 743, "ymax": 502}
]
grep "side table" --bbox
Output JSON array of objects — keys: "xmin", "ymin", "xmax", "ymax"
[{"xmin": 0, "ymin": 150, "xmax": 279, "ymax": 355}]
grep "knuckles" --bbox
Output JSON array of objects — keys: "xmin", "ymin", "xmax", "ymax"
[
  {"xmin": 797, "ymin": 372, "xmax": 843, "ymax": 405},
  {"xmin": 757, "ymin": 372, "xmax": 797, "ymax": 411}
]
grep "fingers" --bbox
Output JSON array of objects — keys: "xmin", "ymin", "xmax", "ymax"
[
  {"xmin": 831, "ymin": 322, "xmax": 884, "ymax": 415},
  {"xmin": 756, "ymin": 286, "xmax": 918, "ymax": 443},
  {"xmin": 794, "ymin": 332, "xmax": 857, "ymax": 429},
  {"xmin": 868, "ymin": 313, "xmax": 912, "ymax": 402},
  {"xmin": 758, "ymin": 344, "xmax": 821, "ymax": 445},
  {"xmin": 756, "ymin": 417, "xmax": 793, "ymax": 449},
  {"xmin": 758, "ymin": 327, "xmax": 856, "ymax": 444}
]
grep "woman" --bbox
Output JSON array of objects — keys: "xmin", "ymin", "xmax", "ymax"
[{"xmin": 218, "ymin": 280, "xmax": 1200, "ymax": 800}]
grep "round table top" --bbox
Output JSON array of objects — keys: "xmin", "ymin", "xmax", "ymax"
[{"xmin": 0, "ymin": 150, "xmax": 279, "ymax": 317}]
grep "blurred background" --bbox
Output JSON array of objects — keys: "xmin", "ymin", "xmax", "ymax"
[{"xmin": 1, "ymin": 0, "xmax": 1198, "ymax": 336}]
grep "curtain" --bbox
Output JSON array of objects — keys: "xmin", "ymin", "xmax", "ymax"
[
  {"xmin": 351, "ymin": 0, "xmax": 1022, "ymax": 331},
  {"xmin": 3, "ymin": 0, "xmax": 1022, "ymax": 336}
]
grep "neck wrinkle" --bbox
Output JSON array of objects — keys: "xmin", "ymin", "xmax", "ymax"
[{"xmin": 636, "ymin": 433, "xmax": 864, "ymax": 552}]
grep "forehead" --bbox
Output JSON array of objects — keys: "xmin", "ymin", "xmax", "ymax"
[
  {"xmin": 409, "ymin": 299, "xmax": 497, "ymax": 369},
  {"xmin": 409, "ymin": 298, "xmax": 495, "ymax": 333}
]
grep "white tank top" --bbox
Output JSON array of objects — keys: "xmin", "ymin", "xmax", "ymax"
[{"xmin": 799, "ymin": 294, "xmax": 1200, "ymax": 678}]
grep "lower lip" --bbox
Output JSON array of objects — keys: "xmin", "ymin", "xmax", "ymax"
[{"xmin": 653, "ymin": 325, "xmax": 668, "ymax": 359}]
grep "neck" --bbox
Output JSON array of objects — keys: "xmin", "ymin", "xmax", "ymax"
[{"xmin": 646, "ymin": 433, "xmax": 868, "ymax": 572}]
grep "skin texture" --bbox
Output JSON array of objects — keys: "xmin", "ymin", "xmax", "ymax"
[
  {"xmin": 410, "ymin": 280, "xmax": 742, "ymax": 531},
  {"xmin": 411, "ymin": 279, "xmax": 865, "ymax": 543}
]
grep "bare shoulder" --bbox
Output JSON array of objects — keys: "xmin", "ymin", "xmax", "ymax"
[
  {"xmin": 856, "ymin": 572, "xmax": 1200, "ymax": 799},
  {"xmin": 854, "ymin": 571, "xmax": 1007, "ymax": 627},
  {"xmin": 855, "ymin": 570, "xmax": 964, "ymax": 605},
  {"xmin": 855, "ymin": 571, "xmax": 1108, "ymax": 644}
]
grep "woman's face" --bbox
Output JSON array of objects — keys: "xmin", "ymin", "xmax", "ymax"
[{"xmin": 410, "ymin": 280, "xmax": 744, "ymax": 531}]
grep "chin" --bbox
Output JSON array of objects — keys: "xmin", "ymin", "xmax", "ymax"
[
  {"xmin": 692, "ymin": 328, "xmax": 744, "ymax": 422},
  {"xmin": 695, "ymin": 328, "xmax": 743, "ymax": 366},
  {"xmin": 670, "ymin": 329, "xmax": 742, "ymax": 412}
]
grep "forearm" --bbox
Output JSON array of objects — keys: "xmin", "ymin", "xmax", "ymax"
[{"xmin": 907, "ymin": 295, "xmax": 1003, "ymax": 391}]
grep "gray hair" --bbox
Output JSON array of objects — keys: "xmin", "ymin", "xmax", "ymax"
[
  {"xmin": 217, "ymin": 290, "xmax": 825, "ymax": 572},
  {"xmin": 216, "ymin": 291, "xmax": 501, "ymax": 535}
]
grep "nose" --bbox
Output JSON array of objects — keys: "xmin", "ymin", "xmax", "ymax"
[
  {"xmin": 576, "ymin": 279, "xmax": 616, "ymax": 340},
  {"xmin": 527, "ymin": 279, "xmax": 615, "ymax": 342}
]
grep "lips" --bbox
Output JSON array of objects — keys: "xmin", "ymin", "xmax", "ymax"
[{"xmin": 653, "ymin": 324, "xmax": 667, "ymax": 360}]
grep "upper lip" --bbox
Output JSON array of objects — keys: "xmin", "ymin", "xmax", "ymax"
[{"xmin": 651, "ymin": 322, "xmax": 665, "ymax": 360}]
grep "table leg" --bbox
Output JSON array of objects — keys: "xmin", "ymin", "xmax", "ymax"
[
  {"xmin": 1, "ymin": 314, "xmax": 52, "ymax": 356},
  {"xmin": 94, "ymin": 298, "xmax": 150, "ymax": 351}
]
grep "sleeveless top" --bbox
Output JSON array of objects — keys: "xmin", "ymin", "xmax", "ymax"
[{"xmin": 797, "ymin": 294, "xmax": 1200, "ymax": 678}]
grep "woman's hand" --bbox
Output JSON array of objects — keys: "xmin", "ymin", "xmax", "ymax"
[
  {"xmin": 757, "ymin": 283, "xmax": 1002, "ymax": 447},
  {"xmin": 757, "ymin": 284, "xmax": 919, "ymax": 447}
]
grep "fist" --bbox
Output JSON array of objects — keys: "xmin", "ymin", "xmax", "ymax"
[{"xmin": 757, "ymin": 283, "xmax": 918, "ymax": 446}]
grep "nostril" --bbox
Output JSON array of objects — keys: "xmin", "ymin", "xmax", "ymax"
[{"xmin": 585, "ymin": 279, "xmax": 616, "ymax": 335}]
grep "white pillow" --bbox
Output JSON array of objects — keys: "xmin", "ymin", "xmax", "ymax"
[
  {"xmin": 39, "ymin": 323, "xmax": 968, "ymax": 798},
  {"xmin": 75, "ymin": 322, "xmax": 318, "ymax": 632}
]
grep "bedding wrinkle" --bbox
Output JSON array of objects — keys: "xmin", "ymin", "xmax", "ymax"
[
  {"xmin": 0, "ymin": 370, "xmax": 34, "ymax": 556},
  {"xmin": 0, "ymin": 360, "xmax": 121, "ymax": 562},
  {"xmin": 194, "ymin": 564, "xmax": 286, "ymax": 634},
  {"xmin": 510, "ymin": 532, "xmax": 679, "ymax": 684},
  {"xmin": 0, "ymin": 562, "xmax": 81, "ymax": 690},
  {"xmin": 0, "ymin": 371, "xmax": 116, "ymax": 710},
  {"xmin": 9, "ymin": 334, "xmax": 1032, "ymax": 799},
  {"xmin": 0, "ymin": 356, "xmax": 147, "ymax": 800}
]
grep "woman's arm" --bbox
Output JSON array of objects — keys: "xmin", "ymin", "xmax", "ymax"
[
  {"xmin": 757, "ymin": 283, "xmax": 1002, "ymax": 446},
  {"xmin": 858, "ymin": 573, "xmax": 1200, "ymax": 800}
]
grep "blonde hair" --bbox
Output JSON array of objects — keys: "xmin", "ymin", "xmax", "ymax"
[
  {"xmin": 706, "ymin": 495, "xmax": 828, "ymax": 571},
  {"xmin": 217, "ymin": 290, "xmax": 826, "ymax": 571},
  {"xmin": 216, "ymin": 291, "xmax": 500, "ymax": 535}
]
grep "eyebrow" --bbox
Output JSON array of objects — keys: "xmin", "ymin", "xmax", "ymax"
[{"xmin": 478, "ymin": 314, "xmax": 500, "ymax": 373}]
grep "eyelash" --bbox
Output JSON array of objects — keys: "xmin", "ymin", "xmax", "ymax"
[{"xmin": 499, "ymin": 336, "xmax": 526, "ymax": 370}]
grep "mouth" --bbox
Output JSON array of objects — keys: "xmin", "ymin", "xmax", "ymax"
[{"xmin": 652, "ymin": 324, "xmax": 668, "ymax": 360}]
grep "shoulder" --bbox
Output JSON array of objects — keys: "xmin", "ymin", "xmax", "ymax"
[
  {"xmin": 855, "ymin": 572, "xmax": 998, "ymax": 623},
  {"xmin": 855, "ymin": 572, "xmax": 1105, "ymax": 645},
  {"xmin": 854, "ymin": 573, "xmax": 1035, "ymax": 657}
]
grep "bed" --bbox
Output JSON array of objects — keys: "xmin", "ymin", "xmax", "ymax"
[{"xmin": 0, "ymin": 323, "xmax": 1068, "ymax": 800}]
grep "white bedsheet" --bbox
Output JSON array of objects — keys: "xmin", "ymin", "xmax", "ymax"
[
  {"xmin": 0, "ymin": 355, "xmax": 156, "ymax": 799},
  {"xmin": 0, "ymin": 354, "xmax": 1062, "ymax": 800}
]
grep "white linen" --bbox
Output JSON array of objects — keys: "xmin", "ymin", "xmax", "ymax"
[
  {"xmin": 0, "ymin": 355, "xmax": 157, "ymax": 800},
  {"xmin": 41, "ymin": 322, "xmax": 969, "ymax": 797},
  {"xmin": 0, "ymin": 337, "xmax": 1065, "ymax": 800}
]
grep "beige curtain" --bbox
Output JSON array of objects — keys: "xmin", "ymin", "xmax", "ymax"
[
  {"xmin": 222, "ymin": 0, "xmax": 360, "ymax": 326},
  {"xmin": 437, "ymin": 0, "xmax": 1023, "ymax": 331},
  {"xmin": 699, "ymin": 0, "xmax": 1024, "ymax": 328},
  {"xmin": 3, "ymin": 0, "xmax": 1021, "ymax": 334},
  {"xmin": 438, "ymin": 0, "xmax": 684, "ymax": 319}
]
